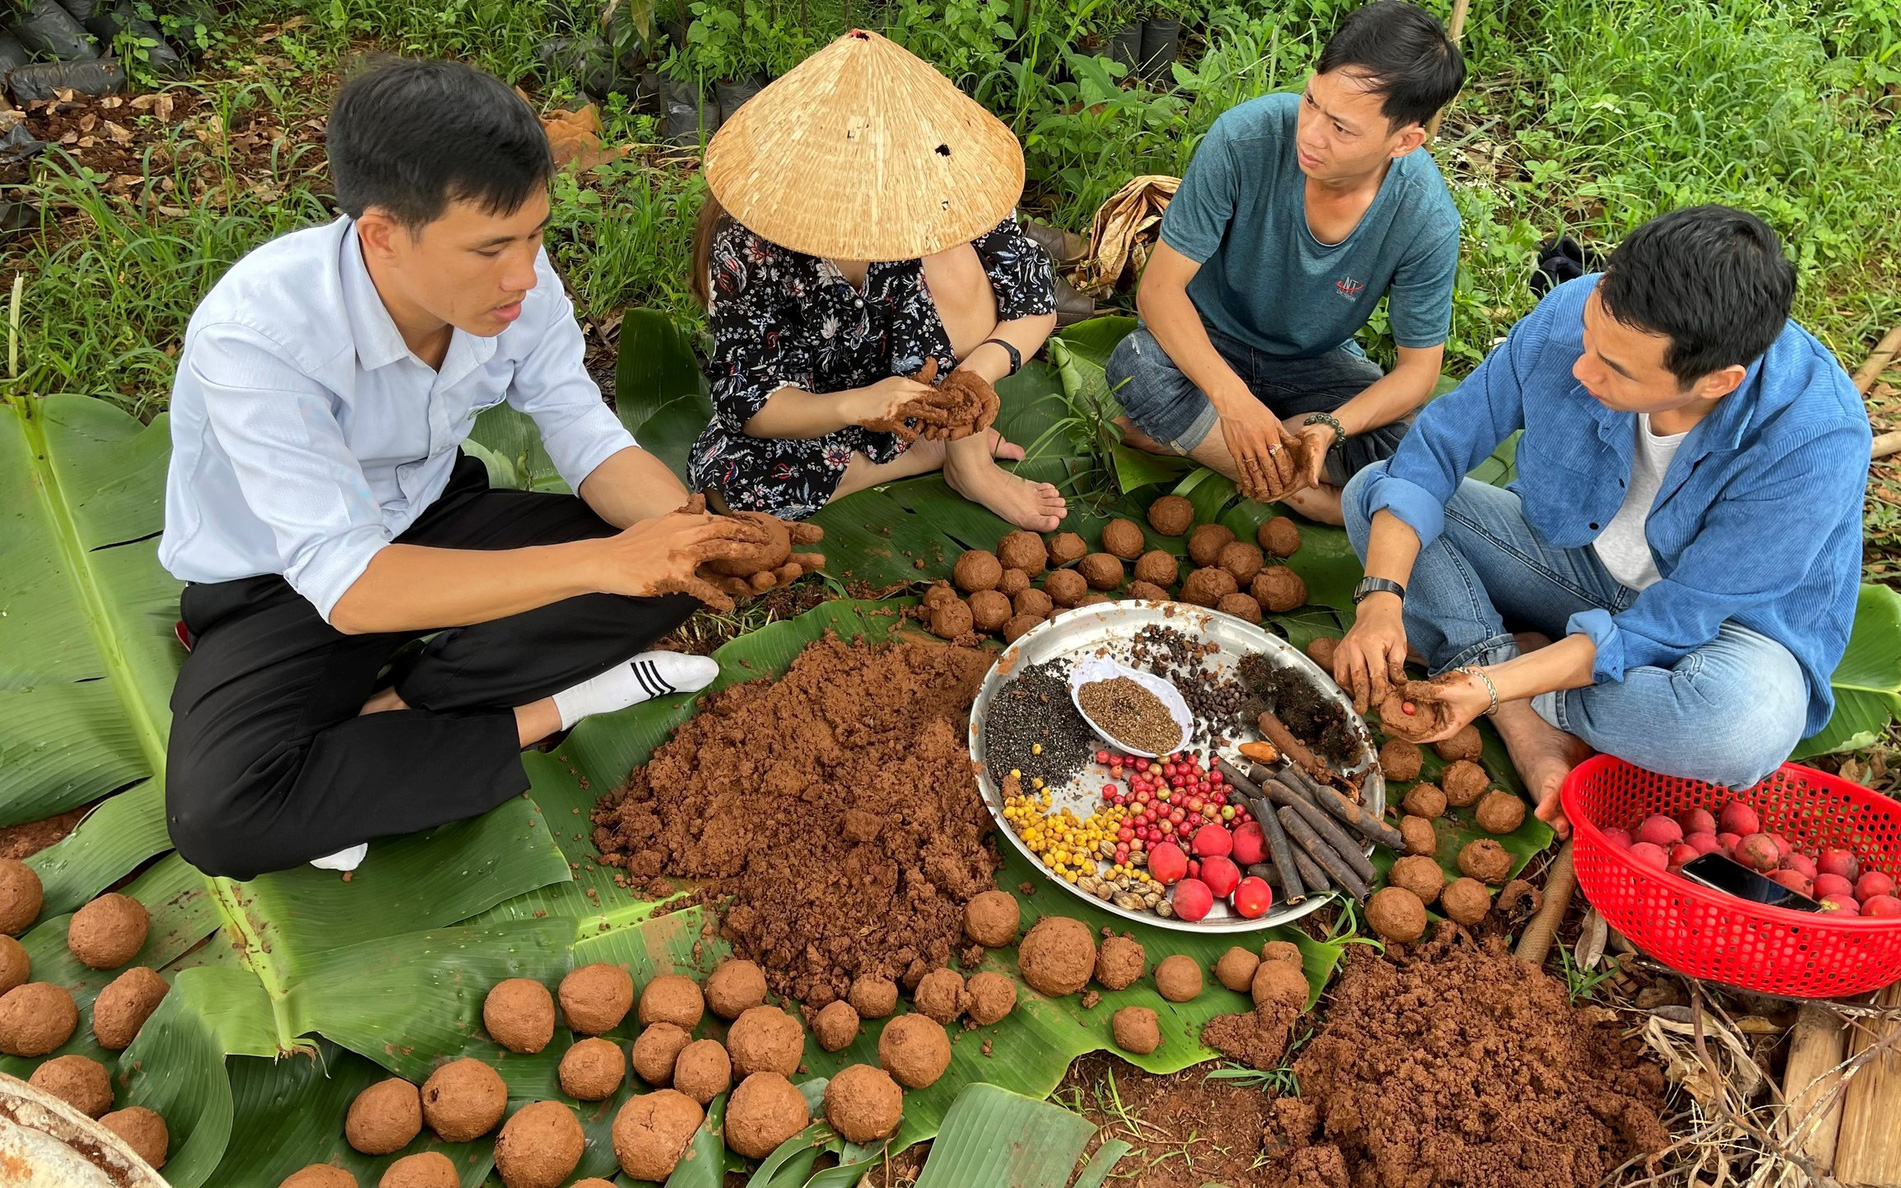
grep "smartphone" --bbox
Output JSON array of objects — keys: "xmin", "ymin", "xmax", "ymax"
[{"xmin": 1679, "ymin": 853, "xmax": 1825, "ymax": 913}]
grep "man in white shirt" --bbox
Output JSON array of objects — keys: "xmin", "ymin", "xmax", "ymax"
[{"xmin": 159, "ymin": 59, "xmax": 757, "ymax": 880}]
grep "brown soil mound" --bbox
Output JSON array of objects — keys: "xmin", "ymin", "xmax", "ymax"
[
  {"xmin": 421, "ymin": 1058, "xmax": 506, "ymax": 1143},
  {"xmin": 825, "ymin": 1063, "xmax": 904, "ymax": 1143},
  {"xmin": 68, "ymin": 893, "xmax": 147, "ymax": 970},
  {"xmin": 0, "ymin": 858, "xmax": 42, "ymax": 935},
  {"xmin": 705, "ymin": 960, "xmax": 767, "ymax": 1020},
  {"xmin": 594, "ymin": 637, "xmax": 997, "ymax": 1002},
  {"xmin": 674, "ymin": 1039, "xmax": 732, "ymax": 1104},
  {"xmin": 813, "ymin": 999, "xmax": 860, "ymax": 1051},
  {"xmin": 613, "ymin": 1089, "xmax": 703, "ymax": 1181},
  {"xmin": 100, "ymin": 1106, "xmax": 167, "ymax": 1170},
  {"xmin": 1268, "ymin": 929, "xmax": 1668, "ymax": 1188},
  {"xmin": 726, "ymin": 1072, "xmax": 811, "ymax": 1159},
  {"xmin": 631, "ymin": 1022, "xmax": 693, "ymax": 1086},
  {"xmin": 0, "ymin": 935, "xmax": 25, "ymax": 995}
]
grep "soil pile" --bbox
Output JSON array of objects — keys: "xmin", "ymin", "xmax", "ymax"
[
  {"xmin": 594, "ymin": 636, "xmax": 997, "ymax": 1002},
  {"xmin": 1268, "ymin": 928, "xmax": 1667, "ymax": 1188}
]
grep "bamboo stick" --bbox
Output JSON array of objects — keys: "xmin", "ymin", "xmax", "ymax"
[
  {"xmin": 1873, "ymin": 429, "xmax": 1901, "ymax": 461},
  {"xmin": 1835, "ymin": 981, "xmax": 1901, "ymax": 1186},
  {"xmin": 1780, "ymin": 1003, "xmax": 1847, "ymax": 1174},
  {"xmin": 1851, "ymin": 325, "xmax": 1901, "ymax": 395},
  {"xmin": 1291, "ymin": 849, "xmax": 1332, "ymax": 894},
  {"xmin": 1515, "ymin": 841, "xmax": 1575, "ymax": 966}
]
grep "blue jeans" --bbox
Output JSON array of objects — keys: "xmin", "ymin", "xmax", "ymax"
[
  {"xmin": 1106, "ymin": 321, "xmax": 1408, "ymax": 486},
  {"xmin": 1343, "ymin": 463, "xmax": 1807, "ymax": 789}
]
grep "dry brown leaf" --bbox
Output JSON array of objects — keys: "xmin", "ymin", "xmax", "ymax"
[
  {"xmin": 103, "ymin": 121, "xmax": 132, "ymax": 146},
  {"xmin": 78, "ymin": 113, "xmax": 97, "ymax": 133}
]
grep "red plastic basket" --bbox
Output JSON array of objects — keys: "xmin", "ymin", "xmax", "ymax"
[{"xmin": 1563, "ymin": 756, "xmax": 1901, "ymax": 998}]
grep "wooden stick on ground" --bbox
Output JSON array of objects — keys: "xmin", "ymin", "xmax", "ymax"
[
  {"xmin": 1851, "ymin": 325, "xmax": 1901, "ymax": 395},
  {"xmin": 1780, "ymin": 1003, "xmax": 1848, "ymax": 1175},
  {"xmin": 1874, "ymin": 429, "xmax": 1901, "ymax": 462},
  {"xmin": 1835, "ymin": 981, "xmax": 1901, "ymax": 1186}
]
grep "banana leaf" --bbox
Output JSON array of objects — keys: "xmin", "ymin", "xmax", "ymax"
[
  {"xmin": 909, "ymin": 1083, "xmax": 1109, "ymax": 1187},
  {"xmin": 1792, "ymin": 583, "xmax": 1901, "ymax": 759}
]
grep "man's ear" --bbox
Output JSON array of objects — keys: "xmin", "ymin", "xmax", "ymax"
[
  {"xmin": 1691, "ymin": 364, "xmax": 1748, "ymax": 403},
  {"xmin": 355, "ymin": 207, "xmax": 403, "ymax": 260},
  {"xmin": 1389, "ymin": 123, "xmax": 1429, "ymax": 159}
]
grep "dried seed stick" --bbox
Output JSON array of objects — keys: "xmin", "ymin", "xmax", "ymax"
[
  {"xmin": 1291, "ymin": 849, "xmax": 1332, "ymax": 894},
  {"xmin": 1257, "ymin": 709, "xmax": 1334, "ymax": 785},
  {"xmin": 1219, "ymin": 759, "xmax": 1309, "ymax": 904},
  {"xmin": 1278, "ymin": 807, "xmax": 1370, "ymax": 899},
  {"xmin": 1254, "ymin": 777, "xmax": 1378, "ymax": 884}
]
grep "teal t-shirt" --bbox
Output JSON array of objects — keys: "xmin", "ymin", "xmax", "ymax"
[{"xmin": 1160, "ymin": 92, "xmax": 1461, "ymax": 359}]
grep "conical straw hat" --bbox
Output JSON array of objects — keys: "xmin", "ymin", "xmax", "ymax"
[{"xmin": 703, "ymin": 29, "xmax": 1026, "ymax": 262}]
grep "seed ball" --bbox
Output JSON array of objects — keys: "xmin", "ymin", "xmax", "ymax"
[
  {"xmin": 1044, "ymin": 568, "xmax": 1088, "ymax": 607},
  {"xmin": 929, "ymin": 599, "xmax": 974, "ymax": 640},
  {"xmin": 824, "ymin": 1064, "xmax": 904, "ymax": 1143},
  {"xmin": 1434, "ymin": 725, "xmax": 1483, "ymax": 763},
  {"xmin": 100, "ymin": 1106, "xmax": 167, "ymax": 1170},
  {"xmin": 483, "ymin": 979, "xmax": 555, "ymax": 1054},
  {"xmin": 1498, "ymin": 879, "xmax": 1544, "ymax": 922},
  {"xmin": 1441, "ymin": 878, "xmax": 1492, "ymax": 925},
  {"xmin": 639, "ymin": 974, "xmax": 705, "ymax": 1031},
  {"xmin": 493, "ymin": 1100, "xmax": 584, "ymax": 1188},
  {"xmin": 968, "ymin": 590, "xmax": 1012, "ymax": 633},
  {"xmin": 345, "ymin": 1077, "xmax": 422, "ymax": 1155},
  {"xmin": 1475, "ymin": 791, "xmax": 1527, "ymax": 835},
  {"xmin": 1134, "ymin": 550, "xmax": 1179, "ymax": 588},
  {"xmin": 879, "ymin": 1014, "xmax": 952, "ymax": 1088},
  {"xmin": 1258, "ymin": 516, "xmax": 1302, "ymax": 558},
  {"xmin": 1077, "ymin": 592, "xmax": 1112, "ymax": 606},
  {"xmin": 380, "ymin": 1153, "xmax": 457, "ymax": 1188},
  {"xmin": 1179, "ymin": 567, "xmax": 1237, "ymax": 607},
  {"xmin": 1017, "ymin": 916, "xmax": 1096, "ymax": 997},
  {"xmin": 29, "ymin": 1054, "xmax": 113, "ymax": 1117},
  {"xmin": 1252, "ymin": 567, "xmax": 1307, "ymax": 612},
  {"xmin": 281, "ymin": 1166, "xmax": 358, "ymax": 1188},
  {"xmin": 0, "ymin": 982, "xmax": 77, "ymax": 1057},
  {"xmin": 997, "ymin": 530, "xmax": 1048, "ymax": 576},
  {"xmin": 92, "ymin": 967, "xmax": 167, "ymax": 1050},
  {"xmin": 0, "ymin": 935, "xmax": 28, "ymax": 995},
  {"xmin": 1260, "ymin": 940, "xmax": 1302, "ymax": 966},
  {"xmin": 571, "ymin": 1181, "xmax": 615, "ymax": 1188},
  {"xmin": 966, "ymin": 972, "xmax": 1016, "ymax": 1025},
  {"xmin": 705, "ymin": 959, "xmax": 767, "ymax": 1020},
  {"xmin": 1401, "ymin": 782, "xmax": 1446, "ymax": 820},
  {"xmin": 1129, "ymin": 580, "xmax": 1171, "ymax": 601},
  {"xmin": 68, "ymin": 893, "xmax": 147, "ymax": 970},
  {"xmin": 1458, "ymin": 839, "xmax": 1514, "ymax": 885},
  {"xmin": 1013, "ymin": 587, "xmax": 1054, "ymax": 621},
  {"xmin": 727, "ymin": 1006, "xmax": 804, "ymax": 1078},
  {"xmin": 421, "ymin": 1058, "xmax": 507, "ymax": 1142},
  {"xmin": 632, "ymin": 1022, "xmax": 693, "ymax": 1086},
  {"xmin": 1389, "ymin": 855, "xmax": 1447, "ymax": 906},
  {"xmin": 1111, "ymin": 1007, "xmax": 1161, "ymax": 1055},
  {"xmin": 1305, "ymin": 637, "xmax": 1338, "ymax": 673},
  {"xmin": 0, "ymin": 859, "xmax": 43, "ymax": 935},
  {"xmin": 921, "ymin": 582, "xmax": 959, "ymax": 613},
  {"xmin": 998, "ymin": 567, "xmax": 1031, "ymax": 598},
  {"xmin": 1154, "ymin": 954, "xmax": 1203, "ymax": 1003},
  {"xmin": 1399, "ymin": 815, "xmax": 1437, "ymax": 858},
  {"xmin": 1366, "ymin": 887, "xmax": 1428, "ymax": 944},
  {"xmin": 558, "ymin": 964, "xmax": 633, "ymax": 1035},
  {"xmin": 1146, "ymin": 496, "xmax": 1195, "ymax": 537},
  {"xmin": 725, "ymin": 1072, "xmax": 810, "ymax": 1160},
  {"xmin": 964, "ymin": 889, "xmax": 1020, "ymax": 947},
  {"xmin": 849, "ymin": 973, "xmax": 899, "ymax": 1019},
  {"xmin": 1000, "ymin": 614, "xmax": 1042, "ymax": 642},
  {"xmin": 557, "ymin": 1037, "xmax": 625, "ymax": 1101},
  {"xmin": 953, "ymin": 550, "xmax": 1003, "ymax": 593},
  {"xmin": 814, "ymin": 1000, "xmax": 860, "ymax": 1051},
  {"xmin": 1213, "ymin": 947, "xmax": 1260, "ymax": 993},
  {"xmin": 1078, "ymin": 553, "xmax": 1124, "ymax": 590},
  {"xmin": 1047, "ymin": 531, "xmax": 1089, "ymax": 566},
  {"xmin": 914, "ymin": 968, "xmax": 967, "ymax": 1024},
  {"xmin": 1251, "ymin": 959, "xmax": 1309, "ymax": 1009},
  {"xmin": 1441, "ymin": 760, "xmax": 1491, "ymax": 807},
  {"xmin": 1101, "ymin": 519, "xmax": 1147, "ymax": 560},
  {"xmin": 1217, "ymin": 540, "xmax": 1265, "ymax": 584},
  {"xmin": 673, "ymin": 1039, "xmax": 732, "ymax": 1105},
  {"xmin": 1215, "ymin": 592, "xmax": 1263, "ymax": 623},
  {"xmin": 1187, "ymin": 523, "xmax": 1235, "ymax": 567},
  {"xmin": 1093, "ymin": 935, "xmax": 1145, "ymax": 990},
  {"xmin": 612, "ymin": 1089, "xmax": 703, "ymax": 1181},
  {"xmin": 1379, "ymin": 740, "xmax": 1423, "ymax": 782}
]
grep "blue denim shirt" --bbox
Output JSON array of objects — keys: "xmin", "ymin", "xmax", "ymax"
[{"xmin": 1361, "ymin": 276, "xmax": 1870, "ymax": 735}]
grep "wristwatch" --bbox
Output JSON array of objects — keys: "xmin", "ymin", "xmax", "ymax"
[
  {"xmin": 1303, "ymin": 411, "xmax": 1347, "ymax": 451},
  {"xmin": 1352, "ymin": 577, "xmax": 1405, "ymax": 604}
]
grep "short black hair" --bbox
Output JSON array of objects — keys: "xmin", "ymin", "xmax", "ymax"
[
  {"xmin": 1316, "ymin": 0, "xmax": 1466, "ymax": 130},
  {"xmin": 328, "ymin": 58, "xmax": 553, "ymax": 231},
  {"xmin": 1599, "ymin": 206, "xmax": 1796, "ymax": 383}
]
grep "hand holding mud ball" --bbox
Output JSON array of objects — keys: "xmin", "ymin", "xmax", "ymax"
[{"xmin": 592, "ymin": 508, "xmax": 775, "ymax": 611}]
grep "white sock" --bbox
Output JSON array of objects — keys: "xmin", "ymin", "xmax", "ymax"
[
  {"xmin": 551, "ymin": 651, "xmax": 719, "ymax": 731},
  {"xmin": 311, "ymin": 843, "xmax": 368, "ymax": 872}
]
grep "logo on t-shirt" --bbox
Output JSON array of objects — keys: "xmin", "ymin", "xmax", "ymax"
[{"xmin": 1335, "ymin": 276, "xmax": 1366, "ymax": 299}]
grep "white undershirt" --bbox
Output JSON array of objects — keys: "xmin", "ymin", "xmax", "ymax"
[{"xmin": 1592, "ymin": 413, "xmax": 1688, "ymax": 591}]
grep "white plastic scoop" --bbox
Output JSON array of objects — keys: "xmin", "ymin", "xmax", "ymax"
[{"xmin": 1068, "ymin": 657, "xmax": 1194, "ymax": 758}]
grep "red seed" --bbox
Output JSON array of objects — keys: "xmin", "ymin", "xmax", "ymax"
[{"xmin": 1402, "ymin": 701, "xmax": 1416, "ymax": 714}]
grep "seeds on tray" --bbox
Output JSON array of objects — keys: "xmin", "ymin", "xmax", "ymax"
[
  {"xmin": 983, "ymin": 661, "xmax": 1096, "ymax": 788},
  {"xmin": 1078, "ymin": 677, "xmax": 1183, "ymax": 757}
]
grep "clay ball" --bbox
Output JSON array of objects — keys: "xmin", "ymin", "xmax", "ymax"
[
  {"xmin": 1389, "ymin": 855, "xmax": 1447, "ymax": 906},
  {"xmin": 1002, "ymin": 613, "xmax": 1041, "ymax": 642},
  {"xmin": 1111, "ymin": 1006, "xmax": 1161, "ymax": 1055},
  {"xmin": 929, "ymin": 599, "xmax": 974, "ymax": 640},
  {"xmin": 1044, "ymin": 568, "xmax": 1088, "ymax": 607},
  {"xmin": 1077, "ymin": 592, "xmax": 1112, "ymax": 606},
  {"xmin": 1078, "ymin": 553, "xmax": 1124, "ymax": 591},
  {"xmin": 1441, "ymin": 760, "xmax": 1491, "ymax": 807},
  {"xmin": 29, "ymin": 1053, "xmax": 112, "ymax": 1118},
  {"xmin": 1094, "ymin": 934, "xmax": 1145, "ymax": 990},
  {"xmin": 68, "ymin": 893, "xmax": 147, "ymax": 970},
  {"xmin": 964, "ymin": 889, "xmax": 1020, "ymax": 948},
  {"xmin": 612, "ymin": 1089, "xmax": 703, "ymax": 1181},
  {"xmin": 997, "ymin": 530, "xmax": 1048, "ymax": 575},
  {"xmin": 558, "ymin": 963, "xmax": 633, "ymax": 1035},
  {"xmin": 824, "ymin": 1063, "xmax": 904, "ymax": 1143},
  {"xmin": 705, "ymin": 959, "xmax": 767, "ymax": 1021},
  {"xmin": 484, "ymin": 978, "xmax": 555, "ymax": 1054},
  {"xmin": 0, "ymin": 935, "xmax": 28, "ymax": 995},
  {"xmin": 998, "ymin": 567, "xmax": 1031, "ymax": 598},
  {"xmin": 1379, "ymin": 739, "xmax": 1423, "ymax": 783},
  {"xmin": 92, "ymin": 967, "xmax": 167, "ymax": 1051},
  {"xmin": 1183, "ymin": 523, "xmax": 1230, "ymax": 567},
  {"xmin": 1133, "ymin": 550, "xmax": 1179, "ymax": 588},
  {"xmin": 1013, "ymin": 587, "xmax": 1054, "ymax": 621},
  {"xmin": 1260, "ymin": 940, "xmax": 1302, "ymax": 966},
  {"xmin": 1128, "ymin": 580, "xmax": 1171, "ymax": 601},
  {"xmin": 969, "ymin": 589, "xmax": 1012, "ymax": 633},
  {"xmin": 345, "ymin": 1077, "xmax": 422, "ymax": 1155},
  {"xmin": 1499, "ymin": 879, "xmax": 1544, "ymax": 922},
  {"xmin": 1366, "ymin": 886, "xmax": 1428, "ymax": 944},
  {"xmin": 727, "ymin": 1006, "xmax": 804, "ymax": 1078},
  {"xmin": 632, "ymin": 1021, "xmax": 693, "ymax": 1086},
  {"xmin": 915, "ymin": 968, "xmax": 968, "ymax": 1024},
  {"xmin": 1213, "ymin": 947, "xmax": 1260, "ymax": 993},
  {"xmin": 1215, "ymin": 592, "xmax": 1263, "ymax": 623},
  {"xmin": 1305, "ymin": 636, "xmax": 1338, "ymax": 673},
  {"xmin": 1258, "ymin": 516, "xmax": 1302, "ymax": 558},
  {"xmin": 966, "ymin": 971, "xmax": 1017, "ymax": 1025},
  {"xmin": 100, "ymin": 1106, "xmax": 167, "ymax": 1170},
  {"xmin": 281, "ymin": 1166, "xmax": 359, "ymax": 1188},
  {"xmin": 814, "ymin": 999, "xmax": 860, "ymax": 1051},
  {"xmin": 1399, "ymin": 815, "xmax": 1438, "ymax": 858},
  {"xmin": 1146, "ymin": 495, "xmax": 1195, "ymax": 537},
  {"xmin": 0, "ymin": 982, "xmax": 76, "ymax": 1057},
  {"xmin": 1101, "ymin": 519, "xmax": 1146, "ymax": 560},
  {"xmin": 1180, "ymin": 567, "xmax": 1238, "ymax": 607},
  {"xmin": 421, "ymin": 1058, "xmax": 507, "ymax": 1143},
  {"xmin": 379, "ymin": 1152, "xmax": 456, "ymax": 1188},
  {"xmin": 1217, "ymin": 540, "xmax": 1265, "ymax": 584},
  {"xmin": 1401, "ymin": 782, "xmax": 1446, "ymax": 820},
  {"xmin": 1252, "ymin": 567, "xmax": 1308, "ymax": 612},
  {"xmin": 1441, "ymin": 878, "xmax": 1493, "ymax": 925},
  {"xmin": 493, "ymin": 1100, "xmax": 584, "ymax": 1188},
  {"xmin": 1154, "ymin": 954, "xmax": 1203, "ymax": 1003},
  {"xmin": 1047, "ymin": 531, "xmax": 1088, "ymax": 566},
  {"xmin": 1459, "ymin": 839, "xmax": 1514, "ymax": 885},
  {"xmin": 557, "ymin": 1037, "xmax": 625, "ymax": 1101},
  {"xmin": 725, "ymin": 1072, "xmax": 811, "ymax": 1160},
  {"xmin": 953, "ymin": 550, "xmax": 1003, "ymax": 593},
  {"xmin": 1251, "ymin": 959, "xmax": 1309, "ymax": 1009},
  {"xmin": 673, "ymin": 1038, "xmax": 732, "ymax": 1105},
  {"xmin": 1475, "ymin": 790, "xmax": 1527, "ymax": 835},
  {"xmin": 0, "ymin": 859, "xmax": 43, "ymax": 935},
  {"xmin": 849, "ymin": 973, "xmax": 899, "ymax": 1019},
  {"xmin": 878, "ymin": 1014, "xmax": 952, "ymax": 1088},
  {"xmin": 638, "ymin": 974, "xmax": 705, "ymax": 1031},
  {"xmin": 1018, "ymin": 916, "xmax": 1096, "ymax": 997},
  {"xmin": 921, "ymin": 582, "xmax": 959, "ymax": 613},
  {"xmin": 1434, "ymin": 725, "xmax": 1483, "ymax": 763},
  {"xmin": 571, "ymin": 1181, "xmax": 616, "ymax": 1188}
]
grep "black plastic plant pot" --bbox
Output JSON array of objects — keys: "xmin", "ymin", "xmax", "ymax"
[
  {"xmin": 1108, "ymin": 22, "xmax": 1142, "ymax": 73},
  {"xmin": 0, "ymin": 30, "xmax": 31, "ymax": 74},
  {"xmin": 1139, "ymin": 17, "xmax": 1180, "ymax": 82},
  {"xmin": 713, "ymin": 73, "xmax": 766, "ymax": 119},
  {"xmin": 10, "ymin": 0, "xmax": 100, "ymax": 61},
  {"xmin": 8, "ymin": 56, "xmax": 125, "ymax": 102},
  {"xmin": 662, "ymin": 75, "xmax": 721, "ymax": 146},
  {"xmin": 84, "ymin": 4, "xmax": 184, "ymax": 75}
]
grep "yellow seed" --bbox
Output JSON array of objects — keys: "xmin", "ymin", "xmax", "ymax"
[{"xmin": 1032, "ymin": 743, "xmax": 1043, "ymax": 755}]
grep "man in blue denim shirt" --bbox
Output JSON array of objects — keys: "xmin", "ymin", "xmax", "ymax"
[{"xmin": 1334, "ymin": 207, "xmax": 1870, "ymax": 836}]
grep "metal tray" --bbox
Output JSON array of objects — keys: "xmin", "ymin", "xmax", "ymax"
[{"xmin": 969, "ymin": 600, "xmax": 1384, "ymax": 933}]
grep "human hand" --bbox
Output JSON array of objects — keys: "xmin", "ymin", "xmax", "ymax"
[
  {"xmin": 851, "ymin": 373, "xmax": 936, "ymax": 433},
  {"xmin": 1334, "ymin": 594, "xmax": 1408, "ymax": 714},
  {"xmin": 1216, "ymin": 392, "xmax": 1304, "ymax": 503},
  {"xmin": 1282, "ymin": 417, "xmax": 1336, "ymax": 489},
  {"xmin": 597, "ymin": 509, "xmax": 773, "ymax": 612},
  {"xmin": 697, "ymin": 511, "xmax": 826, "ymax": 597},
  {"xmin": 1377, "ymin": 671, "xmax": 1490, "ymax": 744}
]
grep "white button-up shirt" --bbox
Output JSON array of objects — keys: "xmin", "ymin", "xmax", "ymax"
[{"xmin": 158, "ymin": 217, "xmax": 636, "ymax": 624}]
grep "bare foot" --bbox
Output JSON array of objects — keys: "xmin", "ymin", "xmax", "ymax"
[
  {"xmin": 1280, "ymin": 482, "xmax": 1344, "ymax": 526},
  {"xmin": 359, "ymin": 688, "xmax": 408, "ymax": 715},
  {"xmin": 986, "ymin": 428, "xmax": 1026, "ymax": 462},
  {"xmin": 945, "ymin": 455, "xmax": 1066, "ymax": 531},
  {"xmin": 1491, "ymin": 700, "xmax": 1594, "ymax": 840}
]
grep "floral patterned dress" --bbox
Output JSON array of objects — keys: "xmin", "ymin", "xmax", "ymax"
[{"xmin": 688, "ymin": 214, "xmax": 1056, "ymax": 519}]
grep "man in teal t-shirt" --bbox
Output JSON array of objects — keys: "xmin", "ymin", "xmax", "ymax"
[{"xmin": 1108, "ymin": 0, "xmax": 1465, "ymax": 523}]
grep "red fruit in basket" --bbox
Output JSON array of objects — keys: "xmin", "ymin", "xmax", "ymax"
[
  {"xmin": 1783, "ymin": 852, "xmax": 1817, "ymax": 878},
  {"xmin": 1856, "ymin": 872, "xmax": 1895, "ymax": 901},
  {"xmin": 1200, "ymin": 855, "xmax": 1241, "ymax": 899},
  {"xmin": 1716, "ymin": 832, "xmax": 1742, "ymax": 855},
  {"xmin": 1171, "ymin": 878, "xmax": 1214, "ymax": 922},
  {"xmin": 1863, "ymin": 894, "xmax": 1901, "ymax": 918},
  {"xmin": 1821, "ymin": 895, "xmax": 1860, "ymax": 915},
  {"xmin": 1814, "ymin": 873, "xmax": 1855, "ymax": 900},
  {"xmin": 1230, "ymin": 822, "xmax": 1266, "ymax": 866},
  {"xmin": 1628, "ymin": 842, "xmax": 1669, "ymax": 872},
  {"xmin": 1232, "ymin": 876, "xmax": 1273, "ymax": 919},
  {"xmin": 1148, "ymin": 842, "xmax": 1188, "ymax": 885},
  {"xmin": 1735, "ymin": 834, "xmax": 1780, "ymax": 873},
  {"xmin": 1768, "ymin": 869, "xmax": 1813, "ymax": 897},
  {"xmin": 1768, "ymin": 834, "xmax": 1792, "ymax": 860},
  {"xmin": 1192, "ymin": 824, "xmax": 1233, "ymax": 860},
  {"xmin": 1684, "ymin": 832, "xmax": 1722, "ymax": 856},
  {"xmin": 1676, "ymin": 808, "xmax": 1717, "ymax": 836},
  {"xmin": 1818, "ymin": 849, "xmax": 1862, "ymax": 882},
  {"xmin": 1634, "ymin": 815, "xmax": 1683, "ymax": 848},
  {"xmin": 1667, "ymin": 843, "xmax": 1699, "ymax": 869},
  {"xmin": 1600, "ymin": 827, "xmax": 1632, "ymax": 849},
  {"xmin": 1718, "ymin": 801, "xmax": 1760, "ymax": 837}
]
